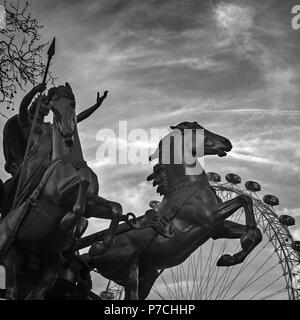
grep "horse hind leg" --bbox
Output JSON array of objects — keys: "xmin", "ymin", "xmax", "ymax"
[
  {"xmin": 138, "ymin": 268, "xmax": 160, "ymax": 300},
  {"xmin": 124, "ymin": 258, "xmax": 140, "ymax": 300},
  {"xmin": 212, "ymin": 220, "xmax": 246, "ymax": 240}
]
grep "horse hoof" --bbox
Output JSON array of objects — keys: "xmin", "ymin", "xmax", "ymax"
[{"xmin": 217, "ymin": 254, "xmax": 236, "ymax": 267}]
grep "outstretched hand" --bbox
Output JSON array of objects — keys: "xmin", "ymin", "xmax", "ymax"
[{"xmin": 96, "ymin": 90, "xmax": 108, "ymax": 105}]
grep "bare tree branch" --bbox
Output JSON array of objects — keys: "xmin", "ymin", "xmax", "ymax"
[{"xmin": 0, "ymin": 0, "xmax": 55, "ymax": 112}]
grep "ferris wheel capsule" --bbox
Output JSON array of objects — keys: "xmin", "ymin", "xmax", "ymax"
[
  {"xmin": 263, "ymin": 195, "xmax": 279, "ymax": 206},
  {"xmin": 279, "ymin": 215, "xmax": 295, "ymax": 227},
  {"xmin": 207, "ymin": 172, "xmax": 221, "ymax": 182},
  {"xmin": 245, "ymin": 181, "xmax": 261, "ymax": 192},
  {"xmin": 225, "ymin": 173, "xmax": 241, "ymax": 184}
]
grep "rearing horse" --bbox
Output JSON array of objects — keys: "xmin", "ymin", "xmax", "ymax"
[
  {"xmin": 85, "ymin": 121, "xmax": 262, "ymax": 300},
  {"xmin": 2, "ymin": 83, "xmax": 122, "ymax": 299}
]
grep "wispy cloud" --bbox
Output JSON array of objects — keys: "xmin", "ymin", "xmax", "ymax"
[{"xmin": 0, "ymin": 0, "xmax": 299, "ymax": 295}]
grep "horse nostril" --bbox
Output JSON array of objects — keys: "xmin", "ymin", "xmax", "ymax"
[{"xmin": 63, "ymin": 132, "xmax": 74, "ymax": 147}]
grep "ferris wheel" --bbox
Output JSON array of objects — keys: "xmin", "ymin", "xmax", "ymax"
[{"xmin": 99, "ymin": 172, "xmax": 300, "ymax": 300}]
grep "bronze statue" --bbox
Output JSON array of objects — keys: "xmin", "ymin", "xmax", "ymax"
[
  {"xmin": 0, "ymin": 83, "xmax": 123, "ymax": 300},
  {"xmin": 1, "ymin": 84, "xmax": 108, "ymax": 215},
  {"xmin": 81, "ymin": 121, "xmax": 262, "ymax": 300},
  {"xmin": 0, "ymin": 38, "xmax": 265, "ymax": 300}
]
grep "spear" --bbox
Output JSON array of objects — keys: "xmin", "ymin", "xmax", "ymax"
[
  {"xmin": 42, "ymin": 37, "xmax": 56, "ymax": 83},
  {"xmin": 12, "ymin": 38, "xmax": 56, "ymax": 208}
]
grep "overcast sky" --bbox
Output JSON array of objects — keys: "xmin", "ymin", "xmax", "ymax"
[{"xmin": 0, "ymin": 0, "xmax": 300, "ymax": 297}]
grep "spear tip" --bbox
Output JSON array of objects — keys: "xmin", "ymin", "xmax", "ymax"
[{"xmin": 47, "ymin": 37, "xmax": 56, "ymax": 57}]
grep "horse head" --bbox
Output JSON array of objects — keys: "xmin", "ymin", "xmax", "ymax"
[
  {"xmin": 170, "ymin": 121, "xmax": 232, "ymax": 158},
  {"xmin": 150, "ymin": 121, "xmax": 232, "ymax": 162},
  {"xmin": 148, "ymin": 121, "xmax": 232, "ymax": 194},
  {"xmin": 48, "ymin": 82, "xmax": 76, "ymax": 148}
]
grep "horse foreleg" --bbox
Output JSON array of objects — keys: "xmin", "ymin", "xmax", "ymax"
[
  {"xmin": 124, "ymin": 258, "xmax": 139, "ymax": 300},
  {"xmin": 213, "ymin": 195, "xmax": 262, "ymax": 267},
  {"xmin": 211, "ymin": 220, "xmax": 246, "ymax": 240},
  {"xmin": 85, "ymin": 196, "xmax": 123, "ymax": 255},
  {"xmin": 57, "ymin": 175, "xmax": 90, "ymax": 234},
  {"xmin": 85, "ymin": 195, "xmax": 122, "ymax": 220}
]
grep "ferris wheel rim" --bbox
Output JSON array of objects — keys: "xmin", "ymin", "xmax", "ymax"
[{"xmin": 205, "ymin": 182, "xmax": 300, "ymax": 300}]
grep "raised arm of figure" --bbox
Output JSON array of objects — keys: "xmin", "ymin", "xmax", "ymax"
[{"xmin": 77, "ymin": 91, "xmax": 108, "ymax": 123}]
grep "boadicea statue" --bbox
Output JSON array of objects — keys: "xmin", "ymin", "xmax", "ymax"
[{"xmin": 0, "ymin": 39, "xmax": 262, "ymax": 300}]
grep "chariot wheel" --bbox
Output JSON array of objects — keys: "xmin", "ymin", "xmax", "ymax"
[{"xmin": 100, "ymin": 173, "xmax": 300, "ymax": 300}]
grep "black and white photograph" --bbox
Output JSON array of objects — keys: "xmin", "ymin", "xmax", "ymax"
[{"xmin": 0, "ymin": 0, "xmax": 300, "ymax": 307}]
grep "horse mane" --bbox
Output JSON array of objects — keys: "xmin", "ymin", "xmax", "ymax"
[
  {"xmin": 147, "ymin": 162, "xmax": 169, "ymax": 196},
  {"xmin": 148, "ymin": 132, "xmax": 171, "ymax": 195},
  {"xmin": 47, "ymin": 83, "xmax": 75, "ymax": 106}
]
